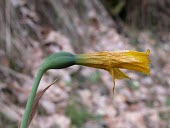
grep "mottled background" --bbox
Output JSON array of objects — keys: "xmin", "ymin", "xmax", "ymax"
[{"xmin": 0, "ymin": 0, "xmax": 170, "ymax": 128}]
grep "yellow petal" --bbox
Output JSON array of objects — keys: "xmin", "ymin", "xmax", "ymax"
[
  {"xmin": 75, "ymin": 50, "xmax": 150, "ymax": 75},
  {"xmin": 116, "ymin": 50, "xmax": 151, "ymax": 75},
  {"xmin": 107, "ymin": 68, "xmax": 130, "ymax": 94},
  {"xmin": 75, "ymin": 50, "xmax": 151, "ymax": 95},
  {"xmin": 107, "ymin": 68, "xmax": 130, "ymax": 79}
]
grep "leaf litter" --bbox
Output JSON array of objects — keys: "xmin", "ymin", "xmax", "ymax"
[{"xmin": 0, "ymin": 0, "xmax": 170, "ymax": 128}]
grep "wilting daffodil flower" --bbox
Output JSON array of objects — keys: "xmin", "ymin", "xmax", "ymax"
[
  {"xmin": 21, "ymin": 49, "xmax": 150, "ymax": 128},
  {"xmin": 75, "ymin": 49, "xmax": 150, "ymax": 93}
]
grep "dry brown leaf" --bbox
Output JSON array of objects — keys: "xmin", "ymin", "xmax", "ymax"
[{"xmin": 19, "ymin": 78, "xmax": 58, "ymax": 128}]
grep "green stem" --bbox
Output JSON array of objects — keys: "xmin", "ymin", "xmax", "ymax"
[
  {"xmin": 20, "ymin": 69, "xmax": 45, "ymax": 128},
  {"xmin": 20, "ymin": 52, "xmax": 76, "ymax": 128}
]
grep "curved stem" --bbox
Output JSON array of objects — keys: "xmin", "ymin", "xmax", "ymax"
[
  {"xmin": 20, "ymin": 52, "xmax": 76, "ymax": 128},
  {"xmin": 20, "ymin": 69, "xmax": 45, "ymax": 128}
]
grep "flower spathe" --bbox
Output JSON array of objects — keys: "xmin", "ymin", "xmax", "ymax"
[{"xmin": 75, "ymin": 50, "xmax": 150, "ymax": 93}]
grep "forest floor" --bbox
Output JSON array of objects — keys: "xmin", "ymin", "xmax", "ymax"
[{"xmin": 0, "ymin": 1, "xmax": 170, "ymax": 128}]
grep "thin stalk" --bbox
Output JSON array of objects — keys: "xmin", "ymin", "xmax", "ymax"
[{"xmin": 20, "ymin": 69, "xmax": 45, "ymax": 128}]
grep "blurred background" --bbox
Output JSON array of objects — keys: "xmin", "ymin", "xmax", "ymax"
[{"xmin": 0, "ymin": 0, "xmax": 170, "ymax": 128}]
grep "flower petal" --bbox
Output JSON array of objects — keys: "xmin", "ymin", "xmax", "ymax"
[
  {"xmin": 107, "ymin": 68, "xmax": 130, "ymax": 79},
  {"xmin": 105, "ymin": 49, "xmax": 150, "ymax": 75}
]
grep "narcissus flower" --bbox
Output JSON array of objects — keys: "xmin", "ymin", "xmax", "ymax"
[
  {"xmin": 21, "ymin": 50, "xmax": 151, "ymax": 128},
  {"xmin": 75, "ymin": 50, "xmax": 150, "ymax": 93}
]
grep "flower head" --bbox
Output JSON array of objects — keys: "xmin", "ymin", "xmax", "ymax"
[{"xmin": 75, "ymin": 50, "xmax": 150, "ymax": 93}]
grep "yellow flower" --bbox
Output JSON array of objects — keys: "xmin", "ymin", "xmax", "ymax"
[{"xmin": 75, "ymin": 50, "xmax": 150, "ymax": 93}]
